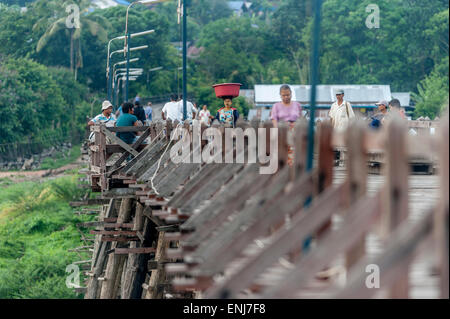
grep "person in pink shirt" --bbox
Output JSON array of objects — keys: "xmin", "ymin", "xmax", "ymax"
[
  {"xmin": 271, "ymin": 84, "xmax": 302, "ymax": 128},
  {"xmin": 271, "ymin": 84, "xmax": 302, "ymax": 167}
]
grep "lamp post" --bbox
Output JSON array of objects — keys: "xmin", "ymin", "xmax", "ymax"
[
  {"xmin": 124, "ymin": 29, "xmax": 155, "ymax": 102},
  {"xmin": 108, "ymin": 45, "xmax": 147, "ymax": 101},
  {"xmin": 124, "ymin": 0, "xmax": 170, "ymax": 102},
  {"xmin": 182, "ymin": 0, "xmax": 188, "ymax": 120},
  {"xmin": 106, "ymin": 35, "xmax": 126, "ymax": 101},
  {"xmin": 306, "ymin": 0, "xmax": 323, "ymax": 172}
]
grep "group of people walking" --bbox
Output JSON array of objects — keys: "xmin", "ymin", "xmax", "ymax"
[
  {"xmin": 270, "ymin": 85, "xmax": 405, "ymax": 132},
  {"xmin": 161, "ymin": 94, "xmax": 240, "ymax": 127},
  {"xmin": 88, "ymin": 85, "xmax": 405, "ymax": 146}
]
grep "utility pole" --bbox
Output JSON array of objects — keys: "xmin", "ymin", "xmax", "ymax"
[{"xmin": 182, "ymin": 0, "xmax": 188, "ymax": 121}]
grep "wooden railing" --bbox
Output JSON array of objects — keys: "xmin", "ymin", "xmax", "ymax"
[{"xmin": 73, "ymin": 115, "xmax": 448, "ymax": 299}]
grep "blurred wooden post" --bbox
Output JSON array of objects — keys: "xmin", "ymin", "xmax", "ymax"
[
  {"xmin": 345, "ymin": 121, "xmax": 368, "ymax": 271},
  {"xmin": 100, "ymin": 198, "xmax": 132, "ymax": 299},
  {"xmin": 291, "ymin": 119, "xmax": 308, "ymax": 181},
  {"xmin": 166, "ymin": 119, "xmax": 173, "ymax": 141},
  {"xmin": 121, "ymin": 201, "xmax": 145, "ymax": 299},
  {"xmin": 384, "ymin": 116, "xmax": 410, "ymax": 298},
  {"xmin": 436, "ymin": 115, "xmax": 449, "ymax": 298},
  {"xmin": 144, "ymin": 231, "xmax": 169, "ymax": 299},
  {"xmin": 315, "ymin": 121, "xmax": 334, "ymax": 237}
]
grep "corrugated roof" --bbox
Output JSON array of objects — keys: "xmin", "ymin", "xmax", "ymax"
[
  {"xmin": 391, "ymin": 92, "xmax": 411, "ymax": 107},
  {"xmin": 228, "ymin": 1, "xmax": 244, "ymax": 11}
]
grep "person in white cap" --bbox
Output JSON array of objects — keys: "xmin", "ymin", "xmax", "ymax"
[
  {"xmin": 328, "ymin": 89, "xmax": 355, "ymax": 131},
  {"xmin": 88, "ymin": 100, "xmax": 116, "ymax": 127},
  {"xmin": 368, "ymin": 100, "xmax": 388, "ymax": 130}
]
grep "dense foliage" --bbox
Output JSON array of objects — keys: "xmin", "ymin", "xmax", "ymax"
[{"xmin": 0, "ymin": 174, "xmax": 94, "ymax": 298}]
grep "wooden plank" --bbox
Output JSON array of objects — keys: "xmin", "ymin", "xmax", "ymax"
[
  {"xmin": 123, "ymin": 139, "xmax": 166, "ymax": 176},
  {"xmin": 384, "ymin": 116, "xmax": 410, "ymax": 298},
  {"xmin": 181, "ymin": 166, "xmax": 279, "ymax": 249},
  {"xmin": 180, "ymin": 164, "xmax": 261, "ymax": 232},
  {"xmin": 179, "ymin": 163, "xmax": 245, "ymax": 214},
  {"xmin": 101, "ymin": 126, "xmax": 139, "ymax": 157},
  {"xmin": 156, "ymin": 163, "xmax": 200, "ymax": 198},
  {"xmin": 106, "ymin": 126, "xmax": 151, "ymax": 132},
  {"xmin": 332, "ymin": 207, "xmax": 434, "ymax": 299},
  {"xmin": 89, "ymin": 230, "xmax": 137, "ymax": 236},
  {"xmin": 70, "ymin": 199, "xmax": 110, "ymax": 207},
  {"xmin": 167, "ymin": 164, "xmax": 221, "ymax": 208},
  {"xmin": 194, "ymin": 173, "xmax": 315, "ymax": 275},
  {"xmin": 102, "ymin": 188, "xmax": 136, "ymax": 198},
  {"xmin": 186, "ymin": 167, "xmax": 291, "ymax": 267},
  {"xmin": 104, "ymin": 223, "xmax": 134, "ymax": 228},
  {"xmin": 106, "ymin": 144, "xmax": 125, "ymax": 154},
  {"xmin": 345, "ymin": 121, "xmax": 368, "ymax": 271},
  {"xmin": 260, "ymin": 193, "xmax": 382, "ymax": 299},
  {"xmin": 142, "ymin": 207, "xmax": 163, "ymax": 227},
  {"xmin": 108, "ymin": 127, "xmax": 152, "ymax": 174},
  {"xmin": 114, "ymin": 247, "xmax": 156, "ymax": 254},
  {"xmin": 203, "ymin": 181, "xmax": 348, "ymax": 298}
]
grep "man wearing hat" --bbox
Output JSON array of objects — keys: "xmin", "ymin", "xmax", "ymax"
[
  {"xmin": 88, "ymin": 100, "xmax": 116, "ymax": 127},
  {"xmin": 368, "ymin": 100, "xmax": 388, "ymax": 129},
  {"xmin": 328, "ymin": 89, "xmax": 355, "ymax": 131},
  {"xmin": 88, "ymin": 100, "xmax": 116, "ymax": 143}
]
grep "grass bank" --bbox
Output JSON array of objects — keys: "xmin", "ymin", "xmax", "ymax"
[{"xmin": 0, "ymin": 174, "xmax": 95, "ymax": 298}]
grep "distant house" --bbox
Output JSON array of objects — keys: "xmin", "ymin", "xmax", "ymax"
[
  {"xmin": 391, "ymin": 92, "xmax": 414, "ymax": 116},
  {"xmin": 91, "ymin": 0, "xmax": 130, "ymax": 9},
  {"xmin": 227, "ymin": 1, "xmax": 252, "ymax": 17},
  {"xmin": 248, "ymin": 84, "xmax": 394, "ymax": 121},
  {"xmin": 391, "ymin": 92, "xmax": 412, "ymax": 108}
]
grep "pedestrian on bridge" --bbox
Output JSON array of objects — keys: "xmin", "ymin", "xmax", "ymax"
[
  {"xmin": 116, "ymin": 102, "xmax": 139, "ymax": 144},
  {"xmin": 144, "ymin": 101, "xmax": 153, "ymax": 124},
  {"xmin": 270, "ymin": 84, "xmax": 302, "ymax": 167}
]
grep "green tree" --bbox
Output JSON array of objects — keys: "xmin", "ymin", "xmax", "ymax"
[
  {"xmin": 412, "ymin": 67, "xmax": 449, "ymax": 119},
  {"xmin": 34, "ymin": 0, "xmax": 110, "ymax": 80}
]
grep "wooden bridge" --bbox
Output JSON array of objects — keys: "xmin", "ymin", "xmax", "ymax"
[{"xmin": 71, "ymin": 114, "xmax": 448, "ymax": 299}]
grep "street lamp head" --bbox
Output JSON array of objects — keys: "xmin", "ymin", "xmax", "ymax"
[{"xmin": 138, "ymin": 0, "xmax": 168, "ymax": 4}]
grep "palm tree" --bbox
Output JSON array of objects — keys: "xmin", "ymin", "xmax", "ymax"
[{"xmin": 34, "ymin": 0, "xmax": 111, "ymax": 80}]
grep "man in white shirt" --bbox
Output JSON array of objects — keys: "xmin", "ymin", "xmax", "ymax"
[
  {"xmin": 328, "ymin": 89, "xmax": 355, "ymax": 131},
  {"xmin": 178, "ymin": 94, "xmax": 197, "ymax": 121},
  {"xmin": 162, "ymin": 94, "xmax": 182, "ymax": 122}
]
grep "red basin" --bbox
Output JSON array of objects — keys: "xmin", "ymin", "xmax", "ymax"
[{"xmin": 212, "ymin": 83, "xmax": 242, "ymax": 98}]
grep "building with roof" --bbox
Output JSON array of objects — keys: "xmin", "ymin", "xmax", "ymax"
[
  {"xmin": 227, "ymin": 1, "xmax": 253, "ymax": 16},
  {"xmin": 91, "ymin": 0, "xmax": 130, "ymax": 9}
]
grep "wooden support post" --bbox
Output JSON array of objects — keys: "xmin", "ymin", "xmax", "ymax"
[
  {"xmin": 345, "ymin": 121, "xmax": 368, "ymax": 271},
  {"xmin": 291, "ymin": 119, "xmax": 308, "ymax": 181},
  {"xmin": 436, "ymin": 115, "xmax": 449, "ymax": 298},
  {"xmin": 121, "ymin": 201, "xmax": 145, "ymax": 299},
  {"xmin": 315, "ymin": 121, "xmax": 335, "ymax": 236},
  {"xmin": 85, "ymin": 199, "xmax": 116, "ymax": 299},
  {"xmin": 144, "ymin": 231, "xmax": 169, "ymax": 299},
  {"xmin": 166, "ymin": 119, "xmax": 173, "ymax": 141},
  {"xmin": 383, "ymin": 116, "xmax": 410, "ymax": 298},
  {"xmin": 100, "ymin": 198, "xmax": 132, "ymax": 299}
]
